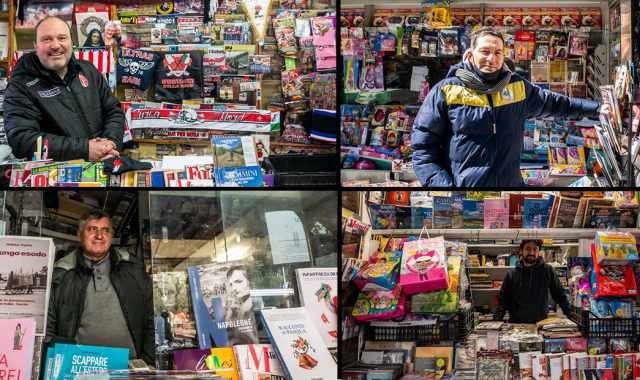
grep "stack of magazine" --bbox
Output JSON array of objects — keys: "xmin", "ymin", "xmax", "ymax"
[{"xmin": 595, "ymin": 85, "xmax": 626, "ymax": 186}]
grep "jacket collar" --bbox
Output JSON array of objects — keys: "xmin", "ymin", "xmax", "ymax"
[
  {"xmin": 14, "ymin": 52, "xmax": 82, "ymax": 85},
  {"xmin": 55, "ymin": 246, "xmax": 131, "ymax": 272}
]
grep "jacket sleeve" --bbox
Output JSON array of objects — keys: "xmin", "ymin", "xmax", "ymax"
[
  {"xmin": 548, "ymin": 266, "xmax": 572, "ymax": 317},
  {"xmin": 494, "ymin": 271, "xmax": 511, "ymax": 321},
  {"xmin": 411, "ymin": 83, "xmax": 454, "ymax": 186},
  {"xmin": 524, "ymin": 79, "xmax": 601, "ymax": 119},
  {"xmin": 95, "ymin": 71, "xmax": 125, "ymax": 151},
  {"xmin": 141, "ymin": 269, "xmax": 156, "ymax": 365},
  {"xmin": 46, "ymin": 269, "xmax": 63, "ymax": 339},
  {"xmin": 4, "ymin": 82, "xmax": 89, "ymax": 161}
]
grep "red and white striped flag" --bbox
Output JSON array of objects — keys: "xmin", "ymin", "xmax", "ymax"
[
  {"xmin": 9, "ymin": 50, "xmax": 28, "ymax": 77},
  {"xmin": 74, "ymin": 48, "xmax": 115, "ymax": 75}
]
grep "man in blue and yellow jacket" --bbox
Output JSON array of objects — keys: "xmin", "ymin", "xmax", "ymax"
[{"xmin": 411, "ymin": 27, "xmax": 607, "ymax": 187}]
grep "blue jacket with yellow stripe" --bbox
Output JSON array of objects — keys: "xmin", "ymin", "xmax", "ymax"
[{"xmin": 411, "ymin": 62, "xmax": 600, "ymax": 187}]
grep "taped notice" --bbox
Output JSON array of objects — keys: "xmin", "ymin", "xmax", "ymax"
[
  {"xmin": 128, "ymin": 108, "xmax": 279, "ymax": 133},
  {"xmin": 265, "ymin": 210, "xmax": 310, "ymax": 265}
]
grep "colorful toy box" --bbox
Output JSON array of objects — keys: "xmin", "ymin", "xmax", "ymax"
[
  {"xmin": 594, "ymin": 231, "xmax": 639, "ymax": 265},
  {"xmin": 352, "ymin": 284, "xmax": 406, "ymax": 321},
  {"xmin": 352, "ymin": 257, "xmax": 400, "ymax": 292}
]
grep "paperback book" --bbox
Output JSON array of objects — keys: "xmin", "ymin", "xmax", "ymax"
[
  {"xmin": 295, "ymin": 268, "xmax": 338, "ymax": 349},
  {"xmin": 259, "ymin": 307, "xmax": 336, "ymax": 380}
]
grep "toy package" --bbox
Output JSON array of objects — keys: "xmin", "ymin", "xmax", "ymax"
[
  {"xmin": 548, "ymin": 146, "xmax": 587, "ymax": 175},
  {"xmin": 590, "ymin": 253, "xmax": 638, "ymax": 299},
  {"xmin": 400, "ymin": 236, "xmax": 448, "ymax": 295},
  {"xmin": 352, "ymin": 284, "xmax": 406, "ymax": 321},
  {"xmin": 352, "ymin": 258, "xmax": 400, "ymax": 292},
  {"xmin": 569, "ymin": 33, "xmax": 588, "ymax": 56},
  {"xmin": 594, "ymin": 231, "xmax": 639, "ymax": 265},
  {"xmin": 420, "ymin": 32, "xmax": 439, "ymax": 58},
  {"xmin": 587, "ymin": 338, "xmax": 608, "ymax": 355},
  {"xmin": 411, "ymin": 256, "xmax": 462, "ymax": 313},
  {"xmin": 438, "ymin": 29, "xmax": 459, "ymax": 56},
  {"xmin": 590, "ymin": 298, "xmax": 635, "ymax": 318}
]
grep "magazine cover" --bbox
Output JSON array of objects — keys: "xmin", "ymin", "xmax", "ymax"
[
  {"xmin": 233, "ymin": 344, "xmax": 286, "ymax": 380},
  {"xmin": 188, "ymin": 261, "xmax": 259, "ymax": 349},
  {"xmin": 295, "ymin": 268, "xmax": 337, "ymax": 349},
  {"xmin": 0, "ymin": 318, "xmax": 36, "ymax": 380},
  {"xmin": 152, "ymin": 271, "xmax": 197, "ymax": 351},
  {"xmin": 212, "ymin": 136, "xmax": 259, "ymax": 168},
  {"xmin": 0, "ymin": 236, "xmax": 55, "ymax": 335},
  {"xmin": 173, "ymin": 347, "xmax": 239, "ymax": 379},
  {"xmin": 259, "ymin": 307, "xmax": 336, "ymax": 380}
]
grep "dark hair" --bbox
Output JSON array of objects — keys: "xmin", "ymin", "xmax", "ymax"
[
  {"xmin": 470, "ymin": 27, "xmax": 504, "ymax": 49},
  {"xmin": 78, "ymin": 210, "xmax": 112, "ymax": 233},
  {"xmin": 226, "ymin": 266, "xmax": 246, "ymax": 279},
  {"xmin": 34, "ymin": 16, "xmax": 72, "ymax": 41},
  {"xmin": 504, "ymin": 57, "xmax": 516, "ymax": 72},
  {"xmin": 83, "ymin": 28, "xmax": 105, "ymax": 48},
  {"xmin": 519, "ymin": 239, "xmax": 543, "ymax": 251}
]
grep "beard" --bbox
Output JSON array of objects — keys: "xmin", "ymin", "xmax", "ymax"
[{"xmin": 524, "ymin": 255, "xmax": 538, "ymax": 264}]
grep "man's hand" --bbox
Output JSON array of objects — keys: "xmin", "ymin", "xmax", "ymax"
[{"xmin": 88, "ymin": 138, "xmax": 120, "ymax": 162}]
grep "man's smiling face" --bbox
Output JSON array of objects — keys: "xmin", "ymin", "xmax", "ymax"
[
  {"xmin": 80, "ymin": 217, "xmax": 113, "ymax": 261},
  {"xmin": 34, "ymin": 17, "xmax": 72, "ymax": 76}
]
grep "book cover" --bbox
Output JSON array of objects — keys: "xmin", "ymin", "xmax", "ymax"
[
  {"xmin": 173, "ymin": 347, "xmax": 239, "ymax": 379},
  {"xmin": 369, "ymin": 205, "xmax": 397, "ymax": 230},
  {"xmin": 51, "ymin": 343, "xmax": 128, "ymax": 380},
  {"xmin": 410, "ymin": 207, "xmax": 432, "ymax": 229},
  {"xmin": 233, "ymin": 344, "xmax": 286, "ymax": 380},
  {"xmin": 0, "ymin": 236, "xmax": 55, "ymax": 335},
  {"xmin": 295, "ymin": 268, "xmax": 337, "ymax": 349},
  {"xmin": 451, "ymin": 193, "xmax": 464, "ymax": 229},
  {"xmin": 553, "ymin": 196, "xmax": 581, "ymax": 228},
  {"xmin": 152, "ymin": 272, "xmax": 197, "ymax": 351},
  {"xmin": 463, "ymin": 200, "xmax": 484, "ymax": 229},
  {"xmin": 259, "ymin": 307, "xmax": 336, "ymax": 380},
  {"xmin": 432, "ymin": 196, "xmax": 452, "ymax": 229},
  {"xmin": 581, "ymin": 199, "xmax": 614, "ymax": 227},
  {"xmin": 523, "ymin": 197, "xmax": 552, "ymax": 228},
  {"xmin": 0, "ymin": 318, "xmax": 36, "ymax": 380},
  {"xmin": 213, "ymin": 166, "xmax": 264, "ymax": 187},
  {"xmin": 483, "ymin": 198, "xmax": 509, "ymax": 229},
  {"xmin": 587, "ymin": 206, "xmax": 619, "ymax": 229},
  {"xmin": 212, "ymin": 136, "xmax": 258, "ymax": 168},
  {"xmin": 508, "ymin": 193, "xmax": 528, "ymax": 228},
  {"xmin": 188, "ymin": 262, "xmax": 259, "ymax": 349}
]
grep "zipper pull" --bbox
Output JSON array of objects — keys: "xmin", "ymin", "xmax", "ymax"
[
  {"xmin": 66, "ymin": 86, "xmax": 71, "ymax": 92},
  {"xmin": 493, "ymin": 123, "xmax": 496, "ymax": 134}
]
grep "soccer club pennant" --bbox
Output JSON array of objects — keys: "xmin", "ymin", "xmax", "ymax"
[{"xmin": 240, "ymin": 0, "xmax": 272, "ymax": 41}]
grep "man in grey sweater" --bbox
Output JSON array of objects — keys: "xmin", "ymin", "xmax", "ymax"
[{"xmin": 46, "ymin": 210, "xmax": 155, "ymax": 364}]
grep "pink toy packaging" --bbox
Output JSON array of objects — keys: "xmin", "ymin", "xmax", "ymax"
[
  {"xmin": 352, "ymin": 284, "xmax": 406, "ymax": 321},
  {"xmin": 400, "ymin": 236, "xmax": 449, "ymax": 295}
]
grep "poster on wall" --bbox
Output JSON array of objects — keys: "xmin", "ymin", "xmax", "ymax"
[
  {"xmin": 74, "ymin": 3, "xmax": 110, "ymax": 48},
  {"xmin": 0, "ymin": 236, "xmax": 55, "ymax": 335}
]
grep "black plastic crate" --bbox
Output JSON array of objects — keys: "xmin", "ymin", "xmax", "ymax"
[
  {"xmin": 265, "ymin": 154, "xmax": 336, "ymax": 186},
  {"xmin": 569, "ymin": 306, "xmax": 638, "ymax": 339},
  {"xmin": 366, "ymin": 309, "xmax": 472, "ymax": 345}
]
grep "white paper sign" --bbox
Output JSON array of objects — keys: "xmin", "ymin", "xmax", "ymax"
[
  {"xmin": 264, "ymin": 211, "xmax": 310, "ymax": 265},
  {"xmin": 410, "ymin": 66, "xmax": 429, "ymax": 92}
]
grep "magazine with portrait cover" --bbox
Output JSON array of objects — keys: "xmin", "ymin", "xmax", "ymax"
[
  {"xmin": 152, "ymin": 271, "xmax": 197, "ymax": 351},
  {"xmin": 187, "ymin": 261, "xmax": 259, "ymax": 349}
]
